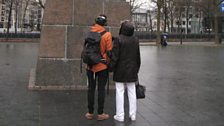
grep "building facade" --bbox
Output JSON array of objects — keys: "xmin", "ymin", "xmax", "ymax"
[
  {"xmin": 0, "ymin": 0, "xmax": 43, "ymax": 32},
  {"xmin": 132, "ymin": 8, "xmax": 157, "ymax": 32},
  {"xmin": 219, "ymin": 2, "xmax": 224, "ymax": 33},
  {"xmin": 173, "ymin": 6, "xmax": 203, "ymax": 34},
  {"xmin": 132, "ymin": 6, "xmax": 203, "ymax": 34}
]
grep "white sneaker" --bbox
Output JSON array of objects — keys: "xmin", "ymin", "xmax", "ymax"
[
  {"xmin": 114, "ymin": 115, "xmax": 124, "ymax": 122},
  {"xmin": 130, "ymin": 115, "xmax": 136, "ymax": 121}
]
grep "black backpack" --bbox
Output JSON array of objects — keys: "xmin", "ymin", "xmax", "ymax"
[{"xmin": 81, "ymin": 31, "xmax": 107, "ymax": 67}]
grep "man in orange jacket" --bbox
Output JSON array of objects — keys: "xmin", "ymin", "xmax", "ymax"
[{"xmin": 85, "ymin": 14, "xmax": 112, "ymax": 121}]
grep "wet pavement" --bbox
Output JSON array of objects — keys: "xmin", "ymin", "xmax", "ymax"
[{"xmin": 0, "ymin": 42, "xmax": 224, "ymax": 126}]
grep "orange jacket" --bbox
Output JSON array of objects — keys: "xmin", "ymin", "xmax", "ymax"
[{"xmin": 90, "ymin": 24, "xmax": 113, "ymax": 72}]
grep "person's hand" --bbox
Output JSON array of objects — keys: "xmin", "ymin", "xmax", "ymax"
[{"xmin": 101, "ymin": 59, "xmax": 107, "ymax": 64}]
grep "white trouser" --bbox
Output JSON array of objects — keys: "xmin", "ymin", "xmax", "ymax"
[{"xmin": 115, "ymin": 82, "xmax": 137, "ymax": 119}]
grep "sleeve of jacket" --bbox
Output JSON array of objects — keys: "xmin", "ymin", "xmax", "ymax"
[
  {"xmin": 106, "ymin": 32, "xmax": 113, "ymax": 51},
  {"xmin": 108, "ymin": 37, "xmax": 120, "ymax": 71},
  {"xmin": 103, "ymin": 32, "xmax": 113, "ymax": 61},
  {"xmin": 136, "ymin": 38, "xmax": 141, "ymax": 73}
]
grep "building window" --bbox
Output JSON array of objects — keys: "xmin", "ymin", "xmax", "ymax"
[
  {"xmin": 182, "ymin": 13, "xmax": 185, "ymax": 18},
  {"xmin": 181, "ymin": 7, "xmax": 185, "ymax": 12},
  {"xmin": 195, "ymin": 14, "xmax": 199, "ymax": 18},
  {"xmin": 188, "ymin": 29, "xmax": 191, "ymax": 33},
  {"xmin": 183, "ymin": 21, "xmax": 186, "ymax": 25},
  {"xmin": 176, "ymin": 21, "xmax": 181, "ymax": 25}
]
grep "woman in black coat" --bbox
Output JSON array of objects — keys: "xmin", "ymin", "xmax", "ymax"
[{"xmin": 111, "ymin": 20, "xmax": 141, "ymax": 122}]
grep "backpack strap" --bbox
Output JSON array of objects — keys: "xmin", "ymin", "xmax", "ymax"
[
  {"xmin": 99, "ymin": 30, "xmax": 108, "ymax": 65},
  {"xmin": 100, "ymin": 30, "xmax": 107, "ymax": 36}
]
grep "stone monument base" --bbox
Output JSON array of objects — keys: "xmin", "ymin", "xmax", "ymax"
[
  {"xmin": 30, "ymin": 0, "xmax": 130, "ymax": 90},
  {"xmin": 29, "ymin": 68, "xmax": 115, "ymax": 90}
]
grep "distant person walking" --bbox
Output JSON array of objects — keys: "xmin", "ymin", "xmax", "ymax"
[
  {"xmin": 111, "ymin": 20, "xmax": 141, "ymax": 122},
  {"xmin": 84, "ymin": 14, "xmax": 112, "ymax": 121}
]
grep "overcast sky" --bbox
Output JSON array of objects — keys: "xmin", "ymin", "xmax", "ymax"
[{"xmin": 136, "ymin": 0, "xmax": 155, "ymax": 9}]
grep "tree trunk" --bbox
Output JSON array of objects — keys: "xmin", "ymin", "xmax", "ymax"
[
  {"xmin": 149, "ymin": 12, "xmax": 153, "ymax": 33},
  {"xmin": 177, "ymin": 7, "xmax": 182, "ymax": 33},
  {"xmin": 7, "ymin": 1, "xmax": 14, "ymax": 35},
  {"xmin": 15, "ymin": 1, "xmax": 18, "ymax": 34},
  {"xmin": 21, "ymin": 1, "xmax": 29, "ymax": 32},
  {"xmin": 186, "ymin": 7, "xmax": 189, "ymax": 34},
  {"xmin": 198, "ymin": 11, "xmax": 202, "ymax": 33},
  {"xmin": 167, "ymin": 19, "xmax": 170, "ymax": 32},
  {"xmin": 214, "ymin": 0, "xmax": 220, "ymax": 44},
  {"xmin": 169, "ymin": 0, "xmax": 174, "ymax": 33},
  {"xmin": 163, "ymin": 0, "xmax": 167, "ymax": 33},
  {"xmin": 156, "ymin": 0, "xmax": 163, "ymax": 45},
  {"xmin": 171, "ymin": 17, "xmax": 174, "ymax": 33},
  {"xmin": 38, "ymin": 0, "xmax": 45, "ymax": 9}
]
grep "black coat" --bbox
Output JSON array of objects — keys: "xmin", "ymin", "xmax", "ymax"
[{"xmin": 111, "ymin": 22, "xmax": 141, "ymax": 82}]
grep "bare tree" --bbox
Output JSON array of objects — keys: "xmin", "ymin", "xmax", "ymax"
[
  {"xmin": 178, "ymin": 0, "xmax": 193, "ymax": 34},
  {"xmin": 6, "ymin": 0, "xmax": 14, "ymax": 34},
  {"xmin": 152, "ymin": 0, "xmax": 164, "ymax": 44},
  {"xmin": 128, "ymin": 0, "xmax": 146, "ymax": 14},
  {"xmin": 213, "ymin": 0, "xmax": 224, "ymax": 44},
  {"xmin": 148, "ymin": 10, "xmax": 154, "ymax": 33},
  {"xmin": 196, "ymin": 0, "xmax": 224, "ymax": 44},
  {"xmin": 167, "ymin": 0, "xmax": 176, "ymax": 33},
  {"xmin": 162, "ymin": 0, "xmax": 166, "ymax": 32},
  {"xmin": 36, "ymin": 0, "xmax": 45, "ymax": 9},
  {"xmin": 194, "ymin": 0, "xmax": 211, "ymax": 34},
  {"xmin": 185, "ymin": 0, "xmax": 192, "ymax": 34},
  {"xmin": 21, "ymin": 0, "xmax": 30, "ymax": 32},
  {"xmin": 14, "ymin": 0, "xmax": 22, "ymax": 34}
]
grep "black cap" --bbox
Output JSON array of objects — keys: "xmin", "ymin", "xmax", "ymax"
[{"xmin": 95, "ymin": 14, "xmax": 107, "ymax": 26}]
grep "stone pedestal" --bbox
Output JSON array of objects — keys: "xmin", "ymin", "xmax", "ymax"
[{"xmin": 29, "ymin": 0, "xmax": 130, "ymax": 90}]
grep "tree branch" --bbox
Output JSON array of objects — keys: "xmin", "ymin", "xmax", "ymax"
[
  {"xmin": 218, "ymin": 0, "xmax": 224, "ymax": 6},
  {"xmin": 38, "ymin": 0, "xmax": 45, "ymax": 9}
]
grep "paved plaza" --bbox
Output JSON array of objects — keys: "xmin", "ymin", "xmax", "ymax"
[{"xmin": 0, "ymin": 42, "xmax": 224, "ymax": 126}]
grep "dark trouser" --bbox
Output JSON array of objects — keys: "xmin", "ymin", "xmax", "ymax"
[{"xmin": 87, "ymin": 69, "xmax": 108, "ymax": 114}]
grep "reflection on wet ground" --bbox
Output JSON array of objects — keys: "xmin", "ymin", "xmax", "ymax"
[{"xmin": 0, "ymin": 43, "xmax": 224, "ymax": 126}]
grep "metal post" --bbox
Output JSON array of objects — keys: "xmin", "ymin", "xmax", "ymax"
[
  {"xmin": 102, "ymin": 1, "xmax": 105, "ymax": 14},
  {"xmin": 180, "ymin": 30, "xmax": 183, "ymax": 45}
]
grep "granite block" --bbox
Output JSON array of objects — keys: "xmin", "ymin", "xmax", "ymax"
[
  {"xmin": 67, "ymin": 26, "xmax": 90, "ymax": 58},
  {"xmin": 35, "ymin": 59, "xmax": 86, "ymax": 86},
  {"xmin": 43, "ymin": 0, "xmax": 73, "ymax": 25},
  {"xmin": 39, "ymin": 26, "xmax": 65, "ymax": 58},
  {"xmin": 104, "ymin": 2, "xmax": 131, "ymax": 27},
  {"xmin": 73, "ymin": 0, "xmax": 103, "ymax": 25},
  {"xmin": 73, "ymin": 0, "xmax": 130, "ymax": 26}
]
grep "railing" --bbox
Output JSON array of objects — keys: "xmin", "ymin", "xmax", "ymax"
[
  {"xmin": 0, "ymin": 33, "xmax": 40, "ymax": 38},
  {"xmin": 0, "ymin": 32, "xmax": 223, "ymax": 40},
  {"xmin": 135, "ymin": 32, "xmax": 224, "ymax": 40}
]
